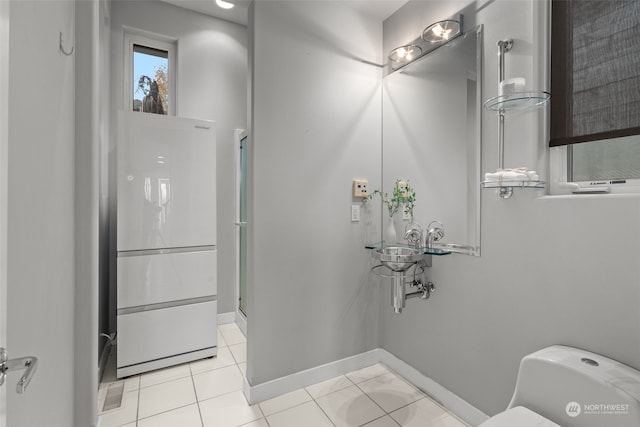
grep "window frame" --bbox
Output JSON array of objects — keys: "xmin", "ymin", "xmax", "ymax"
[
  {"xmin": 548, "ymin": 0, "xmax": 640, "ymax": 195},
  {"xmin": 124, "ymin": 28, "xmax": 177, "ymax": 116}
]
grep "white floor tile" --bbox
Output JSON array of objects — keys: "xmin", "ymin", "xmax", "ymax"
[
  {"xmin": 193, "ymin": 364, "xmax": 244, "ymax": 401},
  {"xmin": 267, "ymin": 401, "xmax": 334, "ymax": 427},
  {"xmin": 239, "ymin": 419, "xmax": 269, "ymax": 427},
  {"xmin": 98, "ymin": 389, "xmax": 139, "ymax": 427},
  {"xmin": 389, "ymin": 397, "xmax": 465, "ymax": 427},
  {"xmin": 229, "ymin": 342, "xmax": 247, "ymax": 364},
  {"xmin": 305, "ymin": 375, "xmax": 354, "ymax": 399},
  {"xmin": 346, "ymin": 364, "xmax": 390, "ymax": 384},
  {"xmin": 219, "ymin": 323, "xmax": 246, "ymax": 345},
  {"xmin": 199, "ymin": 390, "xmax": 263, "ymax": 427},
  {"xmin": 124, "ymin": 375, "xmax": 141, "ymax": 391},
  {"xmin": 190, "ymin": 347, "xmax": 237, "ymax": 374},
  {"xmin": 99, "ymin": 344, "xmax": 468, "ymax": 427},
  {"xmin": 140, "ymin": 363, "xmax": 192, "ymax": 388},
  {"xmin": 137, "ymin": 403, "xmax": 203, "ymax": 427},
  {"xmin": 315, "ymin": 384, "xmax": 385, "ymax": 427},
  {"xmin": 138, "ymin": 376, "xmax": 197, "ymax": 419},
  {"xmin": 362, "ymin": 416, "xmax": 402, "ymax": 427},
  {"xmin": 358, "ymin": 372, "xmax": 424, "ymax": 413},
  {"xmin": 218, "ymin": 329, "xmax": 228, "ymax": 348},
  {"xmin": 238, "ymin": 362, "xmax": 247, "ymax": 376},
  {"xmin": 258, "ymin": 389, "xmax": 312, "ymax": 416}
]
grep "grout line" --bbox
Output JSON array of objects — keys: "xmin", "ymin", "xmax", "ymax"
[
  {"xmin": 352, "ymin": 380, "xmax": 389, "ymax": 418},
  {"xmin": 135, "ymin": 385, "xmax": 141, "ymax": 426},
  {"xmin": 256, "ymin": 389, "xmax": 313, "ymax": 418},
  {"xmin": 136, "ymin": 403, "xmax": 199, "ymax": 424},
  {"xmin": 194, "ymin": 385, "xmax": 245, "ymax": 405},
  {"xmin": 189, "ymin": 363, "xmax": 206, "ymax": 427},
  {"xmin": 311, "ymin": 398, "xmax": 338, "ymax": 427}
]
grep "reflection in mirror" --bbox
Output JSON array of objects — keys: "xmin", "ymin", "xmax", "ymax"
[{"xmin": 382, "ymin": 26, "xmax": 482, "ymax": 256}]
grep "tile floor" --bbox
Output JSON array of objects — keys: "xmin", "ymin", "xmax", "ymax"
[{"xmin": 98, "ymin": 323, "xmax": 469, "ymax": 427}]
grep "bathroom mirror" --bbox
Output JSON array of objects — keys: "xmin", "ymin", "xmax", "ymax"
[{"xmin": 382, "ymin": 25, "xmax": 482, "ymax": 255}]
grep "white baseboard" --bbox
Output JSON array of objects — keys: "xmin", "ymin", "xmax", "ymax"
[
  {"xmin": 235, "ymin": 311, "xmax": 247, "ymax": 336},
  {"xmin": 217, "ymin": 311, "xmax": 236, "ymax": 325},
  {"xmin": 242, "ymin": 347, "xmax": 489, "ymax": 427},
  {"xmin": 243, "ymin": 349, "xmax": 381, "ymax": 404}
]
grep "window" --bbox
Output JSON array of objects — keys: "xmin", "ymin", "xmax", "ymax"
[
  {"xmin": 550, "ymin": 0, "xmax": 640, "ymax": 192},
  {"xmin": 125, "ymin": 31, "xmax": 176, "ymax": 115}
]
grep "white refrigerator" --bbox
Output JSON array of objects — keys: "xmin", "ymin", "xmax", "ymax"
[{"xmin": 116, "ymin": 111, "xmax": 217, "ymax": 378}]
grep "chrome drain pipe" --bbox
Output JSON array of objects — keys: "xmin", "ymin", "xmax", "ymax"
[{"xmin": 392, "ymin": 272, "xmax": 406, "ymax": 313}]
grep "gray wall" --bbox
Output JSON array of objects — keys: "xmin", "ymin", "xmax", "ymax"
[
  {"xmin": 108, "ymin": 0, "xmax": 248, "ymax": 325},
  {"xmin": 381, "ymin": 0, "xmax": 640, "ymax": 416},
  {"xmin": 247, "ymin": 0, "xmax": 383, "ymax": 386},
  {"xmin": 7, "ymin": 1, "xmax": 77, "ymax": 425}
]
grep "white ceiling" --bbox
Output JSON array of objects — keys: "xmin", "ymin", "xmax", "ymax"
[
  {"xmin": 161, "ymin": 0, "xmax": 251, "ymax": 25},
  {"xmin": 160, "ymin": 0, "xmax": 408, "ymax": 27}
]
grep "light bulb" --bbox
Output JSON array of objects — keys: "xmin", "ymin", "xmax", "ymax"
[{"xmin": 216, "ymin": 0, "xmax": 234, "ymax": 10}]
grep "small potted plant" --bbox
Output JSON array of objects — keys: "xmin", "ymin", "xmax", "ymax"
[{"xmin": 366, "ymin": 179, "xmax": 414, "ymax": 245}]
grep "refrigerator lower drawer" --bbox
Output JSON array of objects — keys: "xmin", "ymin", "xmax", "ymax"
[
  {"xmin": 117, "ymin": 300, "xmax": 217, "ymax": 369},
  {"xmin": 117, "ymin": 249, "xmax": 217, "ymax": 308}
]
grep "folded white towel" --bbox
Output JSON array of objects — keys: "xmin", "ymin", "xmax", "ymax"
[
  {"xmin": 484, "ymin": 168, "xmax": 539, "ymax": 183},
  {"xmin": 499, "ymin": 77, "xmax": 526, "ymax": 97}
]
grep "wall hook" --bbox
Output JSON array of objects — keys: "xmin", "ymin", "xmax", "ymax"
[{"xmin": 59, "ymin": 32, "xmax": 74, "ymax": 56}]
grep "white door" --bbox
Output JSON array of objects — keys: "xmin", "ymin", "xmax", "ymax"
[
  {"xmin": 1, "ymin": 1, "xmax": 91, "ymax": 426},
  {"xmin": 0, "ymin": 0, "xmax": 7, "ymax": 423},
  {"xmin": 0, "ymin": 0, "xmax": 9, "ymax": 424}
]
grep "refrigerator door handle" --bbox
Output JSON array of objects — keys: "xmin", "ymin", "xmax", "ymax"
[{"xmin": 234, "ymin": 222, "xmax": 247, "ymax": 227}]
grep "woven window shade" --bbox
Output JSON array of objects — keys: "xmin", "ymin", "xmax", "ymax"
[{"xmin": 550, "ymin": 0, "xmax": 640, "ymax": 147}]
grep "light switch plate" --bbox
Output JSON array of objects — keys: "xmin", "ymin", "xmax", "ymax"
[
  {"xmin": 351, "ymin": 205, "xmax": 360, "ymax": 222},
  {"xmin": 353, "ymin": 180, "xmax": 369, "ymax": 198}
]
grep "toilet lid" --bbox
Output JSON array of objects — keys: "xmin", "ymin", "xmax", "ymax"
[{"xmin": 479, "ymin": 406, "xmax": 561, "ymax": 427}]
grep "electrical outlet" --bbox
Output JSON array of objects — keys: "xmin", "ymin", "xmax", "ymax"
[
  {"xmin": 397, "ymin": 181, "xmax": 409, "ymax": 199},
  {"xmin": 353, "ymin": 180, "xmax": 369, "ymax": 198},
  {"xmin": 351, "ymin": 204, "xmax": 360, "ymax": 222}
]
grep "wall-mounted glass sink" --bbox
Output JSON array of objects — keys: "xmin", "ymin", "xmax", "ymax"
[
  {"xmin": 372, "ymin": 246, "xmax": 425, "ymax": 272},
  {"xmin": 370, "ymin": 245, "xmax": 442, "ymax": 313}
]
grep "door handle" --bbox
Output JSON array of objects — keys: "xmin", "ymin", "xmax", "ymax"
[
  {"xmin": 0, "ymin": 347, "xmax": 38, "ymax": 394},
  {"xmin": 235, "ymin": 222, "xmax": 247, "ymax": 227}
]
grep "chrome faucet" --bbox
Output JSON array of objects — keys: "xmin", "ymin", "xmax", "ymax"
[
  {"xmin": 425, "ymin": 220, "xmax": 444, "ymax": 249},
  {"xmin": 403, "ymin": 224, "xmax": 423, "ymax": 248}
]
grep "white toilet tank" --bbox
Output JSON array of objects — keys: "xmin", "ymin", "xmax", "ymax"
[{"xmin": 507, "ymin": 345, "xmax": 640, "ymax": 427}]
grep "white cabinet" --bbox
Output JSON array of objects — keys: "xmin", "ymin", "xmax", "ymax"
[
  {"xmin": 117, "ymin": 301, "xmax": 217, "ymax": 376},
  {"xmin": 116, "ymin": 111, "xmax": 217, "ymax": 377},
  {"xmin": 117, "ymin": 111, "xmax": 217, "ymax": 251}
]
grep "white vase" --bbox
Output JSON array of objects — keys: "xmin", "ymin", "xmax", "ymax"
[{"xmin": 384, "ymin": 216, "xmax": 397, "ymax": 245}]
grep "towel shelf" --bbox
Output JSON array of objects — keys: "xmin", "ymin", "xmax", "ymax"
[
  {"xmin": 483, "ymin": 91, "xmax": 550, "ymax": 113},
  {"xmin": 481, "ymin": 180, "xmax": 545, "ymax": 199},
  {"xmin": 481, "ymin": 180, "xmax": 545, "ymax": 189},
  {"xmin": 482, "ymin": 39, "xmax": 550, "ymax": 199}
]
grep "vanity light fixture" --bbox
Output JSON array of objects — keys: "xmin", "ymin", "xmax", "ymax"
[
  {"xmin": 387, "ymin": 14, "xmax": 463, "ymax": 71},
  {"xmin": 215, "ymin": 0, "xmax": 234, "ymax": 10},
  {"xmin": 422, "ymin": 19, "xmax": 461, "ymax": 43},
  {"xmin": 388, "ymin": 44, "xmax": 423, "ymax": 63}
]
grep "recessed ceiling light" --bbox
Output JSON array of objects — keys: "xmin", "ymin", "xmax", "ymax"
[{"xmin": 216, "ymin": 0, "xmax": 234, "ymax": 9}]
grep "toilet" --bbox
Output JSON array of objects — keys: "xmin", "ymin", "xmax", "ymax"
[{"xmin": 479, "ymin": 345, "xmax": 640, "ymax": 427}]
